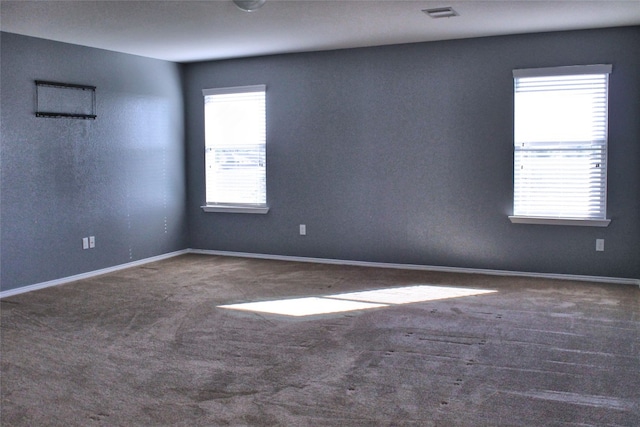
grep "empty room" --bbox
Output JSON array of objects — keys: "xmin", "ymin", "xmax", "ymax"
[{"xmin": 1, "ymin": 1, "xmax": 639, "ymax": 425}]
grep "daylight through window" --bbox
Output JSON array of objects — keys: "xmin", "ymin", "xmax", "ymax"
[
  {"xmin": 202, "ymin": 85, "xmax": 267, "ymax": 213},
  {"xmin": 510, "ymin": 65, "xmax": 611, "ymax": 226}
]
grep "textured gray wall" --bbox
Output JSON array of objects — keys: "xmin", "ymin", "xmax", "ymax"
[
  {"xmin": 185, "ymin": 27, "xmax": 640, "ymax": 280},
  {"xmin": 2, "ymin": 27, "xmax": 638, "ymax": 293},
  {"xmin": 1, "ymin": 33, "xmax": 188, "ymax": 292}
]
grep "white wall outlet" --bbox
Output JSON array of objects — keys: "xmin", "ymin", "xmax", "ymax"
[
  {"xmin": 82, "ymin": 237, "xmax": 89, "ymax": 250},
  {"xmin": 89, "ymin": 236, "xmax": 95, "ymax": 249},
  {"xmin": 299, "ymin": 224, "xmax": 306, "ymax": 236},
  {"xmin": 596, "ymin": 239, "xmax": 604, "ymax": 252}
]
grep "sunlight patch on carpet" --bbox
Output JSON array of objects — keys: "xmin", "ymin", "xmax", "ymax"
[
  {"xmin": 218, "ymin": 285, "xmax": 496, "ymax": 317},
  {"xmin": 328, "ymin": 285, "xmax": 496, "ymax": 305},
  {"xmin": 218, "ymin": 297, "xmax": 386, "ymax": 317}
]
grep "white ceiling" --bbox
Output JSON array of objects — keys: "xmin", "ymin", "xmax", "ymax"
[{"xmin": 2, "ymin": 0, "xmax": 639, "ymax": 63}]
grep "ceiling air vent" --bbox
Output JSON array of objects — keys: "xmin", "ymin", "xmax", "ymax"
[{"xmin": 422, "ymin": 7, "xmax": 459, "ymax": 18}]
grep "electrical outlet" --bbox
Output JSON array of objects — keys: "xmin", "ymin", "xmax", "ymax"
[
  {"xmin": 596, "ymin": 239, "xmax": 604, "ymax": 252},
  {"xmin": 82, "ymin": 237, "xmax": 89, "ymax": 250},
  {"xmin": 89, "ymin": 236, "xmax": 95, "ymax": 248},
  {"xmin": 299, "ymin": 224, "xmax": 306, "ymax": 236}
]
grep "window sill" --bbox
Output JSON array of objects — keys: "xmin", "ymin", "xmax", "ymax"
[
  {"xmin": 508, "ymin": 216, "xmax": 611, "ymax": 227},
  {"xmin": 201, "ymin": 205, "xmax": 269, "ymax": 214}
]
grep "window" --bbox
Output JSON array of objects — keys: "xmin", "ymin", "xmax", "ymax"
[
  {"xmin": 509, "ymin": 65, "xmax": 612, "ymax": 227},
  {"xmin": 201, "ymin": 85, "xmax": 268, "ymax": 214}
]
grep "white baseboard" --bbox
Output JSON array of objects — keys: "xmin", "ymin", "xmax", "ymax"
[
  {"xmin": 0, "ymin": 250, "xmax": 190, "ymax": 298},
  {"xmin": 3, "ymin": 248, "xmax": 637, "ymax": 298},
  {"xmin": 189, "ymin": 249, "xmax": 640, "ymax": 287}
]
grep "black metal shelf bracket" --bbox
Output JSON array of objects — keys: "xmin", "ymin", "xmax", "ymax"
[
  {"xmin": 35, "ymin": 112, "xmax": 98, "ymax": 119},
  {"xmin": 35, "ymin": 80, "xmax": 97, "ymax": 119}
]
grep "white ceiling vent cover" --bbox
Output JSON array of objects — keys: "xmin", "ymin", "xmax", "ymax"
[{"xmin": 423, "ymin": 7, "xmax": 459, "ymax": 18}]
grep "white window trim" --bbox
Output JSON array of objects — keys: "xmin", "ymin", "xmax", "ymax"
[
  {"xmin": 201, "ymin": 84, "xmax": 268, "ymax": 214},
  {"xmin": 202, "ymin": 85, "xmax": 266, "ymax": 97},
  {"xmin": 510, "ymin": 64, "xmax": 612, "ymax": 227},
  {"xmin": 201, "ymin": 204, "xmax": 269, "ymax": 214},
  {"xmin": 512, "ymin": 64, "xmax": 612, "ymax": 78},
  {"xmin": 508, "ymin": 216, "xmax": 610, "ymax": 227}
]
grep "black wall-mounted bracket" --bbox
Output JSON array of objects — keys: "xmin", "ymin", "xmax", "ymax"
[{"xmin": 35, "ymin": 80, "xmax": 97, "ymax": 119}]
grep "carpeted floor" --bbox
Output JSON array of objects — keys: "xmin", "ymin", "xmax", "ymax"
[{"xmin": 1, "ymin": 254, "xmax": 639, "ymax": 426}]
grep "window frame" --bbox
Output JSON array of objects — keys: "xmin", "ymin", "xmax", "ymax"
[
  {"xmin": 508, "ymin": 64, "xmax": 612, "ymax": 227},
  {"xmin": 200, "ymin": 85, "xmax": 269, "ymax": 214}
]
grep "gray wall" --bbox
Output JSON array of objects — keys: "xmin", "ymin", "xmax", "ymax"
[
  {"xmin": 2, "ymin": 27, "xmax": 638, "ymax": 294},
  {"xmin": 1, "ymin": 33, "xmax": 188, "ymax": 292},
  {"xmin": 185, "ymin": 27, "xmax": 640, "ymax": 280}
]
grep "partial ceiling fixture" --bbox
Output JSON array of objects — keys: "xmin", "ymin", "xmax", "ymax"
[
  {"xmin": 422, "ymin": 7, "xmax": 459, "ymax": 19},
  {"xmin": 233, "ymin": 0, "xmax": 266, "ymax": 12}
]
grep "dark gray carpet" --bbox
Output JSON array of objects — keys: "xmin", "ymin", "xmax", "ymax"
[{"xmin": 1, "ymin": 254, "xmax": 639, "ymax": 426}]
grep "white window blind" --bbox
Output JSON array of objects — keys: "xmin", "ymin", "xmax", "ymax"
[
  {"xmin": 512, "ymin": 65, "xmax": 611, "ymax": 222},
  {"xmin": 203, "ymin": 85, "xmax": 266, "ymax": 210}
]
